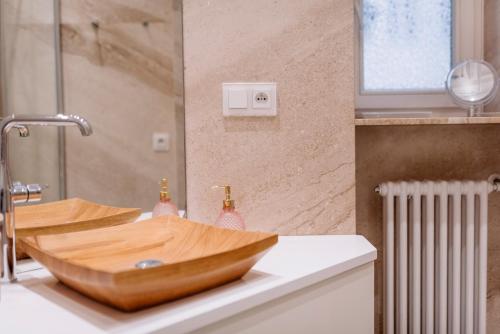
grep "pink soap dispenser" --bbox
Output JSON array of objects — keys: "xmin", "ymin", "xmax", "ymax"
[
  {"xmin": 213, "ymin": 185, "xmax": 245, "ymax": 230},
  {"xmin": 152, "ymin": 178, "xmax": 179, "ymax": 217}
]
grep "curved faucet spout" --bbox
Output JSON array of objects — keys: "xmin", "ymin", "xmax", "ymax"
[
  {"xmin": 71, "ymin": 115, "xmax": 93, "ymax": 136},
  {"xmin": 0, "ymin": 113, "xmax": 92, "ymax": 282}
]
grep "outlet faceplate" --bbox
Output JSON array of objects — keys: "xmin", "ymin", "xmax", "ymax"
[
  {"xmin": 223, "ymin": 83, "xmax": 277, "ymax": 117},
  {"xmin": 153, "ymin": 132, "xmax": 169, "ymax": 152}
]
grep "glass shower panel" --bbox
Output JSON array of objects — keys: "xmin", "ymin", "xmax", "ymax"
[{"xmin": 0, "ymin": 0, "xmax": 61, "ymax": 202}]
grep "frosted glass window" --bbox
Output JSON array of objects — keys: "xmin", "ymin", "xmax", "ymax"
[{"xmin": 361, "ymin": 0, "xmax": 452, "ymax": 91}]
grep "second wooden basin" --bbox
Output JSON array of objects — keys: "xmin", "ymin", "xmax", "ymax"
[
  {"xmin": 13, "ymin": 198, "xmax": 141, "ymax": 238},
  {"xmin": 20, "ymin": 215, "xmax": 278, "ymax": 311},
  {"xmin": 13, "ymin": 198, "xmax": 141, "ymax": 260}
]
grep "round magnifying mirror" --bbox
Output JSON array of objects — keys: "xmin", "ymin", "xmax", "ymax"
[{"xmin": 446, "ymin": 60, "xmax": 498, "ymax": 116}]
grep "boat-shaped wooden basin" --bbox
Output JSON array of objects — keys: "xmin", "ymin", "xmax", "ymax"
[
  {"xmin": 12, "ymin": 198, "xmax": 141, "ymax": 238},
  {"xmin": 20, "ymin": 215, "xmax": 278, "ymax": 311}
]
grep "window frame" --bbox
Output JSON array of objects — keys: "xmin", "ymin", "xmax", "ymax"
[{"xmin": 355, "ymin": 0, "xmax": 485, "ymax": 112}]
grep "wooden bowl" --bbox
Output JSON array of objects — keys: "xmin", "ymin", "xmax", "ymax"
[
  {"xmin": 20, "ymin": 215, "xmax": 278, "ymax": 311},
  {"xmin": 13, "ymin": 198, "xmax": 141, "ymax": 260},
  {"xmin": 12, "ymin": 198, "xmax": 141, "ymax": 238}
]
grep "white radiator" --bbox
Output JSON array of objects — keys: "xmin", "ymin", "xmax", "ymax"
[{"xmin": 377, "ymin": 180, "xmax": 494, "ymax": 334}]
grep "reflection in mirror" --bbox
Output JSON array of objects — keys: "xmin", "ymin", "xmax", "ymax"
[
  {"xmin": 446, "ymin": 60, "xmax": 499, "ymax": 116},
  {"xmin": 0, "ymin": 0, "xmax": 186, "ymax": 213}
]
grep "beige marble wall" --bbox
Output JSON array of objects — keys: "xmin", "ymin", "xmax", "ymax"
[
  {"xmin": 485, "ymin": 0, "xmax": 500, "ymax": 113},
  {"xmin": 484, "ymin": 2, "xmax": 500, "ymax": 329},
  {"xmin": 61, "ymin": 0, "xmax": 185, "ymax": 211},
  {"xmin": 183, "ymin": 0, "xmax": 356, "ymax": 232}
]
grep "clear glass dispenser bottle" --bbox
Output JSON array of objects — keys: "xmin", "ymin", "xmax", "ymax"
[
  {"xmin": 152, "ymin": 178, "xmax": 179, "ymax": 217},
  {"xmin": 213, "ymin": 185, "xmax": 245, "ymax": 230}
]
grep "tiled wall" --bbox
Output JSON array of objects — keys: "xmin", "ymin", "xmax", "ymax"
[
  {"xmin": 183, "ymin": 0, "xmax": 356, "ymax": 232},
  {"xmin": 62, "ymin": 0, "xmax": 186, "ymax": 211},
  {"xmin": 4, "ymin": 0, "xmax": 355, "ymax": 228},
  {"xmin": 485, "ymin": 0, "xmax": 500, "ymax": 114}
]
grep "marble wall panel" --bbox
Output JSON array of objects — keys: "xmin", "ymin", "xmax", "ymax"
[
  {"xmin": 62, "ymin": 0, "xmax": 185, "ymax": 210},
  {"xmin": 183, "ymin": 0, "xmax": 356, "ymax": 232}
]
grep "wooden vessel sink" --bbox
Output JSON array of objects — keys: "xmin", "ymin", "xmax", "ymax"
[
  {"xmin": 12, "ymin": 198, "xmax": 141, "ymax": 238},
  {"xmin": 20, "ymin": 215, "xmax": 278, "ymax": 311}
]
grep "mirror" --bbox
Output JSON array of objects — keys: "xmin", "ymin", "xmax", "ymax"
[
  {"xmin": 446, "ymin": 60, "xmax": 499, "ymax": 116},
  {"xmin": 0, "ymin": 1, "xmax": 186, "ymax": 213}
]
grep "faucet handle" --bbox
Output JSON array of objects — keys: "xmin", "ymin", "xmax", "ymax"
[
  {"xmin": 10, "ymin": 182, "xmax": 47, "ymax": 204},
  {"xmin": 11, "ymin": 182, "xmax": 28, "ymax": 204},
  {"xmin": 26, "ymin": 184, "xmax": 47, "ymax": 203}
]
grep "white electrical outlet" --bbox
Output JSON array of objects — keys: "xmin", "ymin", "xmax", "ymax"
[
  {"xmin": 252, "ymin": 89, "xmax": 272, "ymax": 109},
  {"xmin": 153, "ymin": 132, "xmax": 169, "ymax": 152},
  {"xmin": 223, "ymin": 83, "xmax": 277, "ymax": 117}
]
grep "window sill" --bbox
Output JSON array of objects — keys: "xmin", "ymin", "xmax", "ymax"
[{"xmin": 355, "ymin": 116, "xmax": 500, "ymax": 126}]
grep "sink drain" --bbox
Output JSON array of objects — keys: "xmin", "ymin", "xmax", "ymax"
[{"xmin": 135, "ymin": 259, "xmax": 163, "ymax": 269}]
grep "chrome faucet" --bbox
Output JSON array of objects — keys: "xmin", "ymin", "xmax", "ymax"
[{"xmin": 0, "ymin": 114, "xmax": 92, "ymax": 282}]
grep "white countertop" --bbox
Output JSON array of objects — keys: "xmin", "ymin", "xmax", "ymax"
[{"xmin": 0, "ymin": 234, "xmax": 376, "ymax": 334}]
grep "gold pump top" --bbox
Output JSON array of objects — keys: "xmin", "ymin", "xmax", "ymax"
[
  {"xmin": 159, "ymin": 178, "xmax": 170, "ymax": 201},
  {"xmin": 212, "ymin": 185, "xmax": 235, "ymax": 209}
]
